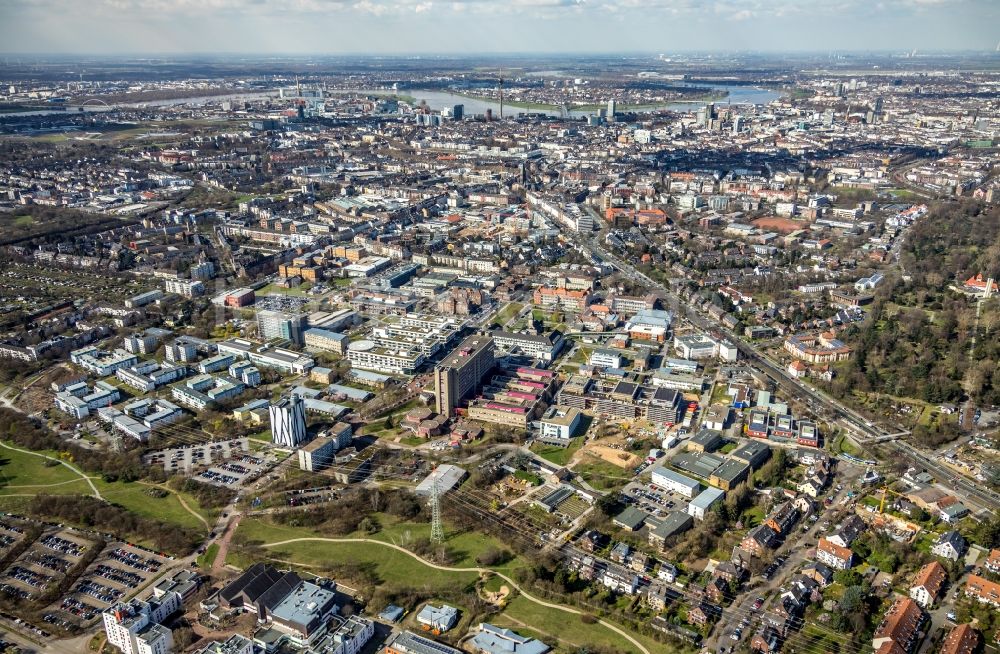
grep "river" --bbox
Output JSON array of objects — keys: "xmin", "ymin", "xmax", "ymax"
[
  {"xmin": 370, "ymin": 84, "xmax": 781, "ymax": 118},
  {"xmin": 3, "ymin": 85, "xmax": 780, "ymax": 119}
]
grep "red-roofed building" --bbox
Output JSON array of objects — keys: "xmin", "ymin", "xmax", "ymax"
[
  {"xmin": 966, "ymin": 574, "xmax": 1000, "ymax": 607},
  {"xmin": 816, "ymin": 538, "xmax": 853, "ymax": 570},
  {"xmin": 909, "ymin": 561, "xmax": 946, "ymax": 608},
  {"xmin": 872, "ymin": 597, "xmax": 925, "ymax": 654},
  {"xmin": 940, "ymin": 624, "xmax": 980, "ymax": 654}
]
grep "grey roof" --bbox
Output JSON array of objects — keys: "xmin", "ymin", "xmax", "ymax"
[
  {"xmin": 651, "ymin": 511, "xmax": 693, "ymax": 539},
  {"xmin": 471, "ymin": 624, "xmax": 550, "ymax": 654},
  {"xmin": 613, "ymin": 506, "xmax": 648, "ymax": 531},
  {"xmin": 690, "ymin": 487, "xmax": 725, "ymax": 511}
]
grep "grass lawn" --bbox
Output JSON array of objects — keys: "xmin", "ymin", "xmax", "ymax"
[
  {"xmin": 96, "ymin": 481, "xmax": 213, "ymax": 533},
  {"xmin": 531, "ymin": 440, "xmax": 582, "ymax": 467},
  {"xmin": 234, "ymin": 516, "xmax": 526, "ymax": 579},
  {"xmin": 496, "ymin": 595, "xmax": 662, "ymax": 654},
  {"xmin": 257, "ymin": 283, "xmax": 313, "ymax": 297},
  {"xmin": 0, "ymin": 443, "xmax": 92, "ymax": 492},
  {"xmin": 830, "ymin": 433, "xmax": 860, "ymax": 457},
  {"xmin": 197, "ymin": 543, "xmax": 220, "ymax": 569},
  {"xmin": 231, "ymin": 519, "xmax": 480, "ymax": 593},
  {"xmin": 741, "ymin": 505, "xmax": 765, "ymax": 527},
  {"xmin": 494, "ymin": 302, "xmax": 524, "ymax": 326},
  {"xmin": 575, "ymin": 455, "xmax": 632, "ymax": 491}
]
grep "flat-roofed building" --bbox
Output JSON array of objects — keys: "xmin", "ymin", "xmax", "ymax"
[
  {"xmin": 304, "ymin": 328, "xmax": 350, "ymax": 354},
  {"xmin": 688, "ymin": 487, "xmax": 725, "ymax": 520},
  {"xmin": 492, "ymin": 330, "xmax": 563, "ymax": 363},
  {"xmin": 651, "ymin": 467, "xmax": 701, "ymax": 498},
  {"xmin": 384, "ymin": 631, "xmax": 463, "ymax": 654},
  {"xmin": 539, "ymin": 406, "xmax": 583, "ymax": 443}
]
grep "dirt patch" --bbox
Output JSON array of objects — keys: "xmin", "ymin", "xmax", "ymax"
[
  {"xmin": 580, "ymin": 444, "xmax": 641, "ymax": 469},
  {"xmin": 484, "ymin": 584, "xmax": 510, "ymax": 604},
  {"xmin": 751, "ymin": 216, "xmax": 810, "ymax": 234}
]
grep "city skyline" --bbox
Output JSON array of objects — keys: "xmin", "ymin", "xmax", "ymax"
[{"xmin": 1, "ymin": 0, "xmax": 998, "ymax": 55}]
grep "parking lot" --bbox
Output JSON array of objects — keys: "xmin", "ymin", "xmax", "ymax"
[
  {"xmin": 0, "ymin": 529, "xmax": 95, "ymax": 606},
  {"xmin": 0, "ymin": 519, "xmax": 27, "ymax": 559},
  {"xmin": 46, "ymin": 541, "xmax": 168, "ymax": 628},
  {"xmin": 198, "ymin": 451, "xmax": 267, "ymax": 488},
  {"xmin": 144, "ymin": 437, "xmax": 252, "ymax": 473},
  {"xmin": 621, "ymin": 480, "xmax": 691, "ymax": 519}
]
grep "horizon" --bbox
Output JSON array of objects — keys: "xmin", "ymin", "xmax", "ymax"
[{"xmin": 1, "ymin": 0, "xmax": 998, "ymax": 56}]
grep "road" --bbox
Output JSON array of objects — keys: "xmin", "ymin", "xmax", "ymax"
[{"xmin": 566, "ymin": 227, "xmax": 1000, "ymax": 511}]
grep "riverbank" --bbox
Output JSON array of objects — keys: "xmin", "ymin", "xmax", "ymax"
[{"xmin": 441, "ymin": 88, "xmax": 730, "ymax": 114}]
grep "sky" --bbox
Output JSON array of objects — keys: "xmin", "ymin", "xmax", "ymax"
[{"xmin": 0, "ymin": 0, "xmax": 997, "ymax": 55}]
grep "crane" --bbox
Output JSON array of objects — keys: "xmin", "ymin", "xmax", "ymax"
[{"xmin": 878, "ymin": 484, "xmax": 907, "ymax": 514}]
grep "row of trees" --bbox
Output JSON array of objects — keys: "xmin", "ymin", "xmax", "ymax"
[
  {"xmin": 0, "ymin": 408, "xmax": 145, "ymax": 482},
  {"xmin": 28, "ymin": 494, "xmax": 201, "ymax": 556}
]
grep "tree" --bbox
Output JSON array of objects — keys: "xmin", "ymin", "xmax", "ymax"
[{"xmin": 595, "ymin": 492, "xmax": 624, "ymax": 518}]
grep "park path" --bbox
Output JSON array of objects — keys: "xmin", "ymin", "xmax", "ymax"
[
  {"xmin": 262, "ymin": 536, "xmax": 651, "ymax": 654},
  {"xmin": 0, "ymin": 441, "xmax": 103, "ymax": 499},
  {"xmin": 134, "ymin": 481, "xmax": 212, "ymax": 530}
]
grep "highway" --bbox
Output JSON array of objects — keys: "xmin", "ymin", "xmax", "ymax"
[{"xmin": 567, "ymin": 224, "xmax": 1000, "ymax": 511}]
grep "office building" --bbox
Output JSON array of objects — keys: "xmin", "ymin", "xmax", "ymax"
[
  {"xmin": 434, "ymin": 334, "xmax": 495, "ymax": 418},
  {"xmin": 257, "ymin": 297, "xmax": 308, "ymax": 346},
  {"xmin": 270, "ymin": 396, "xmax": 307, "ymax": 448}
]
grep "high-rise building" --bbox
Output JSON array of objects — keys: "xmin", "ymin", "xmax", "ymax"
[
  {"xmin": 452, "ymin": 104, "xmax": 464, "ymax": 120},
  {"xmin": 607, "ymin": 99, "xmax": 617, "ymax": 117},
  {"xmin": 270, "ymin": 396, "xmax": 307, "ymax": 448},
  {"xmin": 434, "ymin": 334, "xmax": 495, "ymax": 418},
  {"xmin": 256, "ymin": 297, "xmax": 308, "ymax": 346}
]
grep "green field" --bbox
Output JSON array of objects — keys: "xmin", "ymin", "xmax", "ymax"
[
  {"xmin": 235, "ymin": 514, "xmax": 523, "ymax": 575},
  {"xmin": 197, "ymin": 543, "xmax": 220, "ymax": 569},
  {"xmin": 574, "ymin": 455, "xmax": 632, "ymax": 491},
  {"xmin": 493, "ymin": 302, "xmax": 524, "ymax": 326},
  {"xmin": 257, "ymin": 283, "xmax": 314, "ymax": 297},
  {"xmin": 97, "ymin": 481, "xmax": 213, "ymax": 532},
  {"xmin": 0, "ymin": 443, "xmax": 91, "ymax": 491},
  {"xmin": 496, "ymin": 595, "xmax": 663, "ymax": 654},
  {"xmin": 531, "ymin": 440, "xmax": 582, "ymax": 467},
  {"xmin": 0, "ymin": 444, "xmax": 213, "ymax": 534}
]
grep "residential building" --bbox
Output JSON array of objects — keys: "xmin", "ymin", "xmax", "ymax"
[
  {"xmin": 932, "ymin": 530, "xmax": 966, "ymax": 561},
  {"xmin": 872, "ymin": 597, "xmax": 924, "ymax": 654},
  {"xmin": 939, "ymin": 624, "xmax": 980, "ymax": 654},
  {"xmin": 164, "ymin": 278, "xmax": 204, "ymax": 298},
  {"xmin": 965, "ymin": 574, "xmax": 1000, "ymax": 607},
  {"xmin": 103, "ymin": 592, "xmax": 182, "ymax": 654},
  {"xmin": 909, "ymin": 561, "xmax": 946, "ymax": 608},
  {"xmin": 816, "ymin": 538, "xmax": 853, "ymax": 570}
]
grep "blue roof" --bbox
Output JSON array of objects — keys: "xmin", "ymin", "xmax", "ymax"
[
  {"xmin": 471, "ymin": 624, "xmax": 550, "ymax": 654},
  {"xmin": 378, "ymin": 604, "xmax": 405, "ymax": 622}
]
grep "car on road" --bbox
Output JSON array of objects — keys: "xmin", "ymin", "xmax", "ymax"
[{"xmin": 752, "ymin": 597, "xmax": 764, "ymax": 611}]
